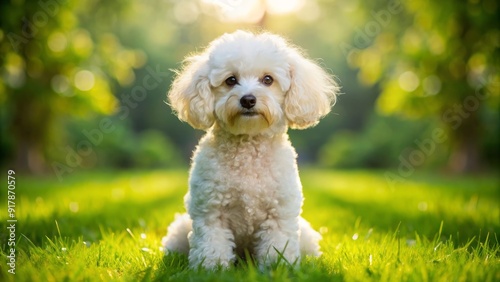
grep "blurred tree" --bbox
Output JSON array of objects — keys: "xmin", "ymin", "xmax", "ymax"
[
  {"xmin": 0, "ymin": 0, "xmax": 144, "ymax": 172},
  {"xmin": 346, "ymin": 0, "xmax": 499, "ymax": 172},
  {"xmin": 3, "ymin": 0, "xmax": 496, "ymax": 174}
]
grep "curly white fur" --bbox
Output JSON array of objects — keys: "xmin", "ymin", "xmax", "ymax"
[{"xmin": 163, "ymin": 30, "xmax": 338, "ymax": 269}]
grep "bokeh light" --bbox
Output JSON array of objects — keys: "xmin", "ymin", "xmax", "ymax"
[
  {"xmin": 4, "ymin": 52, "xmax": 26, "ymax": 88},
  {"xmin": 398, "ymin": 71, "xmax": 420, "ymax": 92},
  {"xmin": 72, "ymin": 29, "xmax": 93, "ymax": 57},
  {"xmin": 47, "ymin": 32, "xmax": 68, "ymax": 53},
  {"xmin": 74, "ymin": 70, "xmax": 95, "ymax": 91},
  {"xmin": 422, "ymin": 75, "xmax": 441, "ymax": 96},
  {"xmin": 51, "ymin": 74, "xmax": 72, "ymax": 96}
]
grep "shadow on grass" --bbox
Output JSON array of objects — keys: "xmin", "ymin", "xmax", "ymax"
[
  {"xmin": 151, "ymin": 253, "xmax": 344, "ymax": 282},
  {"xmin": 17, "ymin": 194, "xmax": 183, "ymax": 246},
  {"xmin": 307, "ymin": 189, "xmax": 499, "ymax": 246}
]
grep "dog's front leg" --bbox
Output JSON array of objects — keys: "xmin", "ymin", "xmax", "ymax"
[
  {"xmin": 254, "ymin": 217, "xmax": 300, "ymax": 267},
  {"xmin": 188, "ymin": 217, "xmax": 236, "ymax": 269}
]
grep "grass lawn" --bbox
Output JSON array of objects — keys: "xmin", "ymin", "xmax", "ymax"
[{"xmin": 1, "ymin": 169, "xmax": 499, "ymax": 281}]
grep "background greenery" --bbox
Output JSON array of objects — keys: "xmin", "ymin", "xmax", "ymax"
[{"xmin": 1, "ymin": 0, "xmax": 498, "ymax": 175}]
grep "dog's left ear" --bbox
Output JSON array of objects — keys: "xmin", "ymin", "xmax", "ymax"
[
  {"xmin": 284, "ymin": 49, "xmax": 338, "ymax": 129},
  {"xmin": 168, "ymin": 55, "xmax": 214, "ymax": 130}
]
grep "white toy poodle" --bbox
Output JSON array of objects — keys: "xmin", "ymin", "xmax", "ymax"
[{"xmin": 162, "ymin": 30, "xmax": 338, "ymax": 269}]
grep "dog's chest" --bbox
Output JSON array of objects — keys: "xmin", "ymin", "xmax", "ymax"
[
  {"xmin": 215, "ymin": 140, "xmax": 282, "ymax": 234},
  {"xmin": 219, "ymin": 142, "xmax": 278, "ymax": 200},
  {"xmin": 191, "ymin": 132, "xmax": 298, "ymax": 236}
]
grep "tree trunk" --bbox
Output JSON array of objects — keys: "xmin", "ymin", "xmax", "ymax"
[
  {"xmin": 14, "ymin": 141, "xmax": 46, "ymax": 174},
  {"xmin": 447, "ymin": 108, "xmax": 481, "ymax": 173}
]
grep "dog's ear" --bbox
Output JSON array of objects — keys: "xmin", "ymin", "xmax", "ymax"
[
  {"xmin": 284, "ymin": 49, "xmax": 338, "ymax": 129},
  {"xmin": 168, "ymin": 55, "xmax": 214, "ymax": 130}
]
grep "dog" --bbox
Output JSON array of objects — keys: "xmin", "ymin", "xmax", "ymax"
[{"xmin": 162, "ymin": 30, "xmax": 338, "ymax": 269}]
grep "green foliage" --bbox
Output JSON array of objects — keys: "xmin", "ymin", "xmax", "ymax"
[
  {"xmin": 347, "ymin": 0, "xmax": 500, "ymax": 114},
  {"xmin": 0, "ymin": 0, "xmax": 498, "ymax": 173},
  {"xmin": 1, "ymin": 169, "xmax": 498, "ymax": 281},
  {"xmin": 340, "ymin": 0, "xmax": 500, "ymax": 171},
  {"xmin": 319, "ymin": 114, "xmax": 450, "ymax": 169},
  {"xmin": 61, "ymin": 117, "xmax": 186, "ymax": 169},
  {"xmin": 0, "ymin": 0, "xmax": 146, "ymax": 170}
]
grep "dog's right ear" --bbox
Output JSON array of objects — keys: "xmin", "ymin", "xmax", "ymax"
[
  {"xmin": 168, "ymin": 55, "xmax": 214, "ymax": 130},
  {"xmin": 284, "ymin": 49, "xmax": 337, "ymax": 129}
]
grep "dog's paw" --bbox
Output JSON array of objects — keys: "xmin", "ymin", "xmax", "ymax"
[{"xmin": 189, "ymin": 256, "xmax": 232, "ymax": 270}]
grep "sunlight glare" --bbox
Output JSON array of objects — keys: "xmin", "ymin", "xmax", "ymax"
[
  {"xmin": 201, "ymin": 0, "xmax": 312, "ymax": 23},
  {"xmin": 266, "ymin": 0, "xmax": 304, "ymax": 15},
  {"xmin": 174, "ymin": 1, "xmax": 200, "ymax": 24},
  {"xmin": 202, "ymin": 0, "xmax": 264, "ymax": 23}
]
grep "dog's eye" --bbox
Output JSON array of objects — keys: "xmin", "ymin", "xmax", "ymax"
[
  {"xmin": 262, "ymin": 75, "xmax": 273, "ymax": 86},
  {"xmin": 225, "ymin": 76, "xmax": 238, "ymax": 86}
]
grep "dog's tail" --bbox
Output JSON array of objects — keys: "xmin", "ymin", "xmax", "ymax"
[
  {"xmin": 299, "ymin": 217, "xmax": 323, "ymax": 257},
  {"xmin": 162, "ymin": 213, "xmax": 192, "ymax": 255}
]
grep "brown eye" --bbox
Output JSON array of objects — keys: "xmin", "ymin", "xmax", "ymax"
[
  {"xmin": 262, "ymin": 75, "xmax": 273, "ymax": 86},
  {"xmin": 225, "ymin": 76, "xmax": 238, "ymax": 86}
]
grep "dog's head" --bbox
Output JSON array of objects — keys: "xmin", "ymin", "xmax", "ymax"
[{"xmin": 168, "ymin": 30, "xmax": 338, "ymax": 135}]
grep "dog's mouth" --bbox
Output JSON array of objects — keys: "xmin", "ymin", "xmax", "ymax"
[
  {"xmin": 240, "ymin": 110, "xmax": 259, "ymax": 117},
  {"xmin": 228, "ymin": 109, "xmax": 272, "ymax": 127}
]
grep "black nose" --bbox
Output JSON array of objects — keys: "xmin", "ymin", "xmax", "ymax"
[{"xmin": 240, "ymin": 94, "xmax": 256, "ymax": 109}]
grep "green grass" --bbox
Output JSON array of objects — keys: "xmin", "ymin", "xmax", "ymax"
[{"xmin": 1, "ymin": 169, "xmax": 499, "ymax": 281}]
